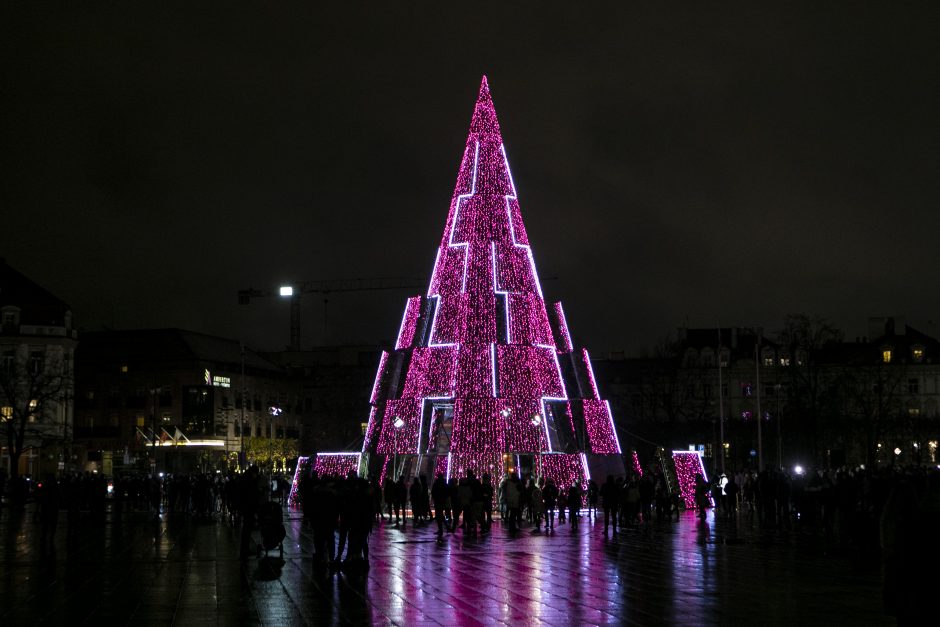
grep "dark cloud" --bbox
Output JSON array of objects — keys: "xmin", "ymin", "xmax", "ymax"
[{"xmin": 2, "ymin": 2, "xmax": 939, "ymax": 352}]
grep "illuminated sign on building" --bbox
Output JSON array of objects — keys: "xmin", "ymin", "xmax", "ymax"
[{"xmin": 202, "ymin": 369, "xmax": 231, "ymax": 388}]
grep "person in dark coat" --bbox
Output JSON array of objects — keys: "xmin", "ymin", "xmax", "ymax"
[
  {"xmin": 601, "ymin": 475, "xmax": 619, "ymax": 535},
  {"xmin": 431, "ymin": 473, "xmax": 449, "ymax": 538},
  {"xmin": 542, "ymin": 478, "xmax": 558, "ymax": 532},
  {"xmin": 568, "ymin": 482, "xmax": 582, "ymax": 528},
  {"xmin": 38, "ymin": 475, "xmax": 61, "ymax": 554}
]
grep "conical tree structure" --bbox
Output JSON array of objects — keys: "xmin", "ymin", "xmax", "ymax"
[{"xmin": 362, "ymin": 77, "xmax": 623, "ymax": 486}]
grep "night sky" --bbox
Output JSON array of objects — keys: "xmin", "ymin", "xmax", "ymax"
[{"xmin": 2, "ymin": 3, "xmax": 938, "ymax": 354}]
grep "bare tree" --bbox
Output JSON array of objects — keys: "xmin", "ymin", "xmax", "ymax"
[
  {"xmin": 841, "ymin": 359, "xmax": 904, "ymax": 467},
  {"xmin": 776, "ymin": 314, "xmax": 844, "ymax": 465},
  {"xmin": 649, "ymin": 334, "xmax": 712, "ymax": 424},
  {"xmin": 0, "ymin": 349, "xmax": 69, "ymax": 477}
]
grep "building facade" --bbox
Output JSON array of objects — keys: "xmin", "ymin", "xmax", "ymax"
[
  {"xmin": 0, "ymin": 259, "xmax": 77, "ymax": 477},
  {"xmin": 73, "ymin": 329, "xmax": 306, "ymax": 474},
  {"xmin": 593, "ymin": 318, "xmax": 940, "ymax": 472}
]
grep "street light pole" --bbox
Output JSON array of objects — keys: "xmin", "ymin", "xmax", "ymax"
[
  {"xmin": 392, "ymin": 417, "xmax": 405, "ymax": 479},
  {"xmin": 240, "ymin": 342, "xmax": 246, "ymax": 471},
  {"xmin": 531, "ymin": 413, "xmax": 542, "ymax": 478},
  {"xmin": 775, "ymin": 383, "xmax": 782, "ymax": 469},
  {"xmin": 755, "ymin": 340, "xmax": 763, "ymax": 472},
  {"xmin": 149, "ymin": 385, "xmax": 161, "ymax": 477},
  {"xmin": 717, "ymin": 329, "xmax": 725, "ymax": 475},
  {"xmin": 500, "ymin": 408, "xmax": 511, "ymax": 475}
]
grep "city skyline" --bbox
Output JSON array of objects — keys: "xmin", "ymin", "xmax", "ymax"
[{"xmin": 2, "ymin": 4, "xmax": 938, "ymax": 354}]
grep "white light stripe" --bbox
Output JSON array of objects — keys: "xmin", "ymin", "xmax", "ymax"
[
  {"xmin": 490, "ymin": 342, "xmax": 498, "ymax": 398},
  {"xmin": 536, "ymin": 344, "xmax": 569, "ymax": 400},
  {"xmin": 426, "ymin": 247, "xmax": 442, "ymax": 297},
  {"xmin": 582, "ymin": 348, "xmax": 600, "ymax": 399},
  {"xmin": 492, "ymin": 242, "xmax": 511, "ymax": 343},
  {"xmin": 581, "ymin": 452, "xmax": 591, "ymax": 481},
  {"xmin": 539, "ymin": 396, "xmax": 567, "ymax": 454},
  {"xmin": 394, "ymin": 302, "xmax": 411, "ymax": 348},
  {"xmin": 554, "ymin": 302, "xmax": 573, "ymax": 351},
  {"xmin": 370, "ymin": 351, "xmax": 389, "ymax": 403},
  {"xmin": 500, "ymin": 143, "xmax": 548, "ymax": 322},
  {"xmin": 426, "ymin": 295, "xmax": 457, "ymax": 348},
  {"xmin": 606, "ymin": 400, "xmax": 623, "ymax": 454},
  {"xmin": 446, "ymin": 140, "xmax": 478, "ymax": 296}
]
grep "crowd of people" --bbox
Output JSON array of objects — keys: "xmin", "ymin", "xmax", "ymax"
[{"xmin": 4, "ymin": 459, "xmax": 939, "ymax": 621}]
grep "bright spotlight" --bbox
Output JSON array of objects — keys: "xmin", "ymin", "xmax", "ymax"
[{"xmin": 279, "ymin": 286, "xmax": 294, "ymax": 297}]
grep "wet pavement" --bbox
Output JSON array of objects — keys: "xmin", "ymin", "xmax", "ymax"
[{"xmin": 0, "ymin": 506, "xmax": 889, "ymax": 626}]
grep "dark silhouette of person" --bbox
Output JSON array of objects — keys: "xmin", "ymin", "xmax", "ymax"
[
  {"xmin": 638, "ymin": 473, "xmax": 654, "ymax": 525},
  {"xmin": 431, "ymin": 472, "xmax": 449, "ymax": 538},
  {"xmin": 587, "ymin": 479, "xmax": 599, "ymax": 518},
  {"xmin": 542, "ymin": 477, "xmax": 558, "ymax": 532},
  {"xmin": 38, "ymin": 475, "xmax": 61, "ymax": 554},
  {"xmin": 694, "ymin": 474, "xmax": 709, "ymax": 520},
  {"xmin": 568, "ymin": 482, "xmax": 582, "ymax": 528},
  {"xmin": 239, "ymin": 466, "xmax": 264, "ymax": 560},
  {"xmin": 601, "ymin": 475, "xmax": 619, "ymax": 535},
  {"xmin": 481, "ymin": 473, "xmax": 494, "ymax": 531},
  {"xmin": 383, "ymin": 475, "xmax": 396, "ymax": 522}
]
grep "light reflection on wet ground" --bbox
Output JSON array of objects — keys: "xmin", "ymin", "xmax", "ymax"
[{"xmin": 0, "ymin": 507, "xmax": 886, "ymax": 625}]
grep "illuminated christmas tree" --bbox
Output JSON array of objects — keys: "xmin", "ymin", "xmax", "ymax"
[{"xmin": 361, "ymin": 77, "xmax": 624, "ymax": 487}]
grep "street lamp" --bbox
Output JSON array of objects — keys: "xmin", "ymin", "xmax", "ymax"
[
  {"xmin": 279, "ymin": 285, "xmax": 301, "ymax": 350},
  {"xmin": 393, "ymin": 417, "xmax": 405, "ymax": 479}
]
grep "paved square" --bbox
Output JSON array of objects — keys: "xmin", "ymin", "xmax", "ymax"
[{"xmin": 0, "ymin": 506, "xmax": 887, "ymax": 625}]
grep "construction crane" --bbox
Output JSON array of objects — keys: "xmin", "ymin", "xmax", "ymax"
[{"xmin": 238, "ymin": 277, "xmax": 425, "ymax": 350}]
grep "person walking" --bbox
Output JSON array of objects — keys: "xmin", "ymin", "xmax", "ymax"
[
  {"xmin": 568, "ymin": 481, "xmax": 582, "ymax": 529},
  {"xmin": 431, "ymin": 472, "xmax": 449, "ymax": 538},
  {"xmin": 543, "ymin": 478, "xmax": 558, "ymax": 532},
  {"xmin": 638, "ymin": 473, "xmax": 654, "ymax": 525},
  {"xmin": 531, "ymin": 480, "xmax": 545, "ymax": 532},
  {"xmin": 505, "ymin": 474, "xmax": 521, "ymax": 532},
  {"xmin": 587, "ymin": 479, "xmax": 599, "ymax": 519},
  {"xmin": 601, "ymin": 475, "xmax": 619, "ymax": 535},
  {"xmin": 481, "ymin": 473, "xmax": 494, "ymax": 531}
]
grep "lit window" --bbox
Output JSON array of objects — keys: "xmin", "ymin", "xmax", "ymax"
[
  {"xmin": 929, "ymin": 440, "xmax": 938, "ymax": 463},
  {"xmin": 883, "ymin": 349, "xmax": 892, "ymax": 364},
  {"xmin": 908, "ymin": 407, "xmax": 921, "ymax": 417},
  {"xmin": 763, "ymin": 357, "xmax": 775, "ymax": 367},
  {"xmin": 779, "ymin": 356, "xmax": 791, "ymax": 366},
  {"xmin": 361, "ymin": 422, "xmax": 369, "ymax": 435},
  {"xmin": 1, "ymin": 406, "xmax": 11, "ymax": 421},
  {"xmin": 741, "ymin": 410, "xmax": 752, "ymax": 419},
  {"xmin": 136, "ymin": 415, "xmax": 145, "ymax": 427},
  {"xmin": 120, "ymin": 365, "xmax": 129, "ymax": 373},
  {"xmin": 912, "ymin": 347, "xmax": 924, "ymax": 362}
]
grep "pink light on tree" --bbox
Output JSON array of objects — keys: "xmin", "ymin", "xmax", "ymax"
[{"xmin": 356, "ymin": 77, "xmax": 624, "ymax": 487}]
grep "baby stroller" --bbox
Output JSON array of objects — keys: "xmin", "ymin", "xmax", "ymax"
[{"xmin": 256, "ymin": 501, "xmax": 286, "ymax": 557}]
